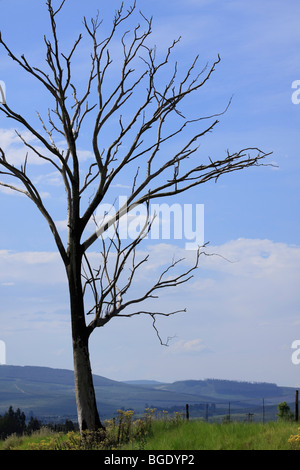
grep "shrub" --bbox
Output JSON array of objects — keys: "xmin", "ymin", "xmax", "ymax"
[
  {"xmin": 289, "ymin": 427, "xmax": 300, "ymax": 450},
  {"xmin": 1, "ymin": 433, "xmax": 25, "ymax": 450},
  {"xmin": 277, "ymin": 402, "xmax": 294, "ymax": 421}
]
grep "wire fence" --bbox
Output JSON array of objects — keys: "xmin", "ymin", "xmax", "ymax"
[
  {"xmin": 173, "ymin": 390, "xmax": 300, "ymax": 423},
  {"xmin": 148, "ymin": 390, "xmax": 299, "ymax": 424}
]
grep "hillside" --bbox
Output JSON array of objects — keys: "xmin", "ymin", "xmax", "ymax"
[
  {"xmin": 0, "ymin": 365, "xmax": 297, "ymax": 422},
  {"xmin": 153, "ymin": 379, "xmax": 294, "ymax": 401},
  {"xmin": 0, "ymin": 365, "xmax": 208, "ymax": 421}
]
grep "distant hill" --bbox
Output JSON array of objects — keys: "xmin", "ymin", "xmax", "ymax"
[
  {"xmin": 155, "ymin": 378, "xmax": 293, "ymax": 400},
  {"xmin": 123, "ymin": 380, "xmax": 163, "ymax": 386},
  {"xmin": 0, "ymin": 365, "xmax": 297, "ymax": 423}
]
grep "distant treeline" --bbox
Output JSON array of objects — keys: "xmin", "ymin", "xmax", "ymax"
[
  {"xmin": 0, "ymin": 406, "xmax": 76, "ymax": 440},
  {"xmin": 154, "ymin": 403, "xmax": 217, "ymax": 417}
]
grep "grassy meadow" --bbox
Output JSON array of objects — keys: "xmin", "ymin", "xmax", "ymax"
[
  {"xmin": 1, "ymin": 412, "xmax": 300, "ymax": 450},
  {"xmin": 132, "ymin": 420, "xmax": 300, "ymax": 450}
]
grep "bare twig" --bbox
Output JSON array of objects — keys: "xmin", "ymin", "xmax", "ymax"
[{"xmin": 0, "ymin": 1, "xmax": 272, "ymax": 346}]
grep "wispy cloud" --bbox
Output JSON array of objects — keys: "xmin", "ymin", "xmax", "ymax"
[
  {"xmin": 0, "ymin": 128, "xmax": 49, "ymax": 166},
  {"xmin": 0, "ymin": 128, "xmax": 94, "ymax": 167},
  {"xmin": 169, "ymin": 338, "xmax": 208, "ymax": 355},
  {"xmin": 0, "ymin": 250, "xmax": 65, "ymax": 285},
  {"xmin": 0, "ymin": 236, "xmax": 299, "ymax": 382}
]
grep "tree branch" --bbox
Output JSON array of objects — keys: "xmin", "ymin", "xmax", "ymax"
[{"xmin": 0, "ymin": 1, "xmax": 272, "ymax": 345}]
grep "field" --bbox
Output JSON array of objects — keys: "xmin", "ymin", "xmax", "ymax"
[
  {"xmin": 136, "ymin": 420, "xmax": 300, "ymax": 450},
  {"xmin": 1, "ymin": 417, "xmax": 299, "ymax": 451}
]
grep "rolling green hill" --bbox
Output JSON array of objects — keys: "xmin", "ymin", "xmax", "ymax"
[
  {"xmin": 154, "ymin": 378, "xmax": 294, "ymax": 401},
  {"xmin": 0, "ymin": 365, "xmax": 208, "ymax": 421},
  {"xmin": 0, "ymin": 365, "xmax": 297, "ymax": 423}
]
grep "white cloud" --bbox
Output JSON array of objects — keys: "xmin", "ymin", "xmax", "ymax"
[
  {"xmin": 0, "ymin": 250, "xmax": 66, "ymax": 285},
  {"xmin": 0, "ymin": 184, "xmax": 26, "ymax": 197},
  {"xmin": 169, "ymin": 338, "xmax": 207, "ymax": 355},
  {"xmin": 111, "ymin": 183, "xmax": 132, "ymax": 189},
  {"xmin": 186, "ymin": 239, "xmax": 300, "ymax": 317},
  {"xmin": 1, "ymin": 238, "xmax": 298, "ymax": 305},
  {"xmin": 0, "ymin": 128, "xmax": 50, "ymax": 166},
  {"xmin": 0, "ymin": 238, "xmax": 299, "ymax": 385},
  {"xmin": 55, "ymin": 219, "xmax": 68, "ymax": 231},
  {"xmin": 0, "ymin": 128, "xmax": 94, "ymax": 169},
  {"xmin": 33, "ymin": 171, "xmax": 63, "ymax": 187}
]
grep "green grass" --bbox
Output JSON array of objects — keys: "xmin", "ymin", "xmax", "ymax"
[
  {"xmin": 0, "ymin": 427, "xmax": 63, "ymax": 450},
  {"xmin": 126, "ymin": 420, "xmax": 299, "ymax": 450},
  {"xmin": 1, "ymin": 420, "xmax": 299, "ymax": 450}
]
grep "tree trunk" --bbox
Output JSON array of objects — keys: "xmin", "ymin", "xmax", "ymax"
[
  {"xmin": 72, "ymin": 332, "xmax": 103, "ymax": 432},
  {"xmin": 67, "ymin": 240, "xmax": 104, "ymax": 433}
]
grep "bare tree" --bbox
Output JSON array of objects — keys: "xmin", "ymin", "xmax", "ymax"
[{"xmin": 0, "ymin": 0, "xmax": 271, "ymax": 432}]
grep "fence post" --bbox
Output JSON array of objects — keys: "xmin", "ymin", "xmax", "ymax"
[
  {"xmin": 295, "ymin": 390, "xmax": 299, "ymax": 422},
  {"xmin": 205, "ymin": 403, "xmax": 209, "ymax": 422},
  {"xmin": 262, "ymin": 398, "xmax": 265, "ymax": 424},
  {"xmin": 186, "ymin": 404, "xmax": 189, "ymax": 421}
]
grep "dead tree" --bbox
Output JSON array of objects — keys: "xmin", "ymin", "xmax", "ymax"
[{"xmin": 0, "ymin": 0, "xmax": 271, "ymax": 432}]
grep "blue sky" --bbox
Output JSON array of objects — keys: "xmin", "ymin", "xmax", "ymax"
[{"xmin": 0, "ymin": 0, "xmax": 300, "ymax": 388}]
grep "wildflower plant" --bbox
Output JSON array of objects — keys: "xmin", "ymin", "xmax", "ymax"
[{"xmin": 289, "ymin": 427, "xmax": 300, "ymax": 450}]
